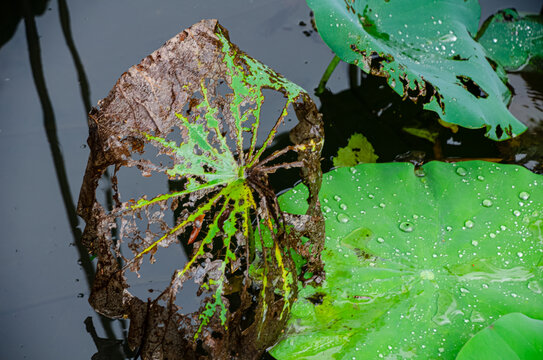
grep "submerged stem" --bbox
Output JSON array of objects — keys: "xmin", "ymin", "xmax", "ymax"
[{"xmin": 315, "ymin": 55, "xmax": 341, "ymax": 96}]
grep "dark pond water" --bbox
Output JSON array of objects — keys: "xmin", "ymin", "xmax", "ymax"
[{"xmin": 0, "ymin": 0, "xmax": 541, "ymax": 359}]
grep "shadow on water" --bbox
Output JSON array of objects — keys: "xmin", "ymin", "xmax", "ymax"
[
  {"xmin": 0, "ymin": 0, "xmax": 48, "ymax": 48},
  {"xmin": 19, "ymin": 0, "xmax": 134, "ymax": 357},
  {"xmin": 57, "ymin": 0, "xmax": 91, "ymax": 114}
]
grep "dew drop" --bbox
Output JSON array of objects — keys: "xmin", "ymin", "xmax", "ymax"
[
  {"xmin": 471, "ymin": 240, "xmax": 478, "ymax": 246},
  {"xmin": 456, "ymin": 167, "xmax": 467, "ymax": 176},
  {"xmin": 519, "ymin": 191, "xmax": 530, "ymax": 200},
  {"xmin": 323, "ymin": 206, "xmax": 331, "ymax": 213},
  {"xmin": 513, "ymin": 210, "xmax": 521, "ymax": 217},
  {"xmin": 399, "ymin": 222, "xmax": 414, "ymax": 232},
  {"xmin": 439, "ymin": 33, "xmax": 457, "ymax": 42},
  {"xmin": 379, "ymin": 203, "xmax": 386, "ymax": 208},
  {"xmin": 340, "ymin": 203, "xmax": 348, "ymax": 210},
  {"xmin": 420, "ymin": 270, "xmax": 435, "ymax": 280},
  {"xmin": 517, "ymin": 252, "xmax": 523, "ymax": 258},
  {"xmin": 337, "ymin": 213, "xmax": 350, "ymax": 223},
  {"xmin": 528, "ymin": 281, "xmax": 542, "ymax": 294},
  {"xmin": 482, "ymin": 199, "xmax": 493, "ymax": 207},
  {"xmin": 333, "ymin": 195, "xmax": 341, "ymax": 202},
  {"xmin": 377, "ymin": 237, "xmax": 385, "ymax": 243},
  {"xmin": 464, "ymin": 220, "xmax": 474, "ymax": 229},
  {"xmin": 477, "ymin": 175, "xmax": 485, "ymax": 181},
  {"xmin": 470, "ymin": 311, "xmax": 485, "ymax": 323}
]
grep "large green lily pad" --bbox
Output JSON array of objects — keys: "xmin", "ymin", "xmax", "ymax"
[
  {"xmin": 307, "ymin": 0, "xmax": 527, "ymax": 140},
  {"xmin": 456, "ymin": 312, "xmax": 543, "ymax": 360},
  {"xmin": 477, "ymin": 9, "xmax": 543, "ymax": 72},
  {"xmin": 272, "ymin": 161, "xmax": 543, "ymax": 359}
]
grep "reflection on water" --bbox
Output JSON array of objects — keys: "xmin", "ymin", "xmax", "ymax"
[{"xmin": 15, "ymin": 0, "xmax": 131, "ymax": 357}]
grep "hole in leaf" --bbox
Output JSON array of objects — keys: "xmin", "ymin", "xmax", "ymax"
[
  {"xmin": 306, "ymin": 292, "xmax": 326, "ymax": 305},
  {"xmin": 495, "ymin": 124, "xmax": 504, "ymax": 139},
  {"xmin": 485, "ymin": 57, "xmax": 499, "ymax": 72},
  {"xmin": 451, "ymin": 54, "xmax": 468, "ymax": 61},
  {"xmin": 456, "ymin": 75, "xmax": 489, "ymax": 98}
]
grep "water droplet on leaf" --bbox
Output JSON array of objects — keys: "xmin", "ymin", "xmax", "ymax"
[
  {"xmin": 528, "ymin": 281, "xmax": 542, "ymax": 294},
  {"xmin": 420, "ymin": 270, "xmax": 435, "ymax": 280},
  {"xmin": 414, "ymin": 168, "xmax": 426, "ymax": 177},
  {"xmin": 456, "ymin": 167, "xmax": 467, "ymax": 176},
  {"xmin": 399, "ymin": 222, "xmax": 414, "ymax": 232},
  {"xmin": 470, "ymin": 311, "xmax": 485, "ymax": 323},
  {"xmin": 482, "ymin": 199, "xmax": 493, "ymax": 207},
  {"xmin": 519, "ymin": 191, "xmax": 530, "ymax": 200}
]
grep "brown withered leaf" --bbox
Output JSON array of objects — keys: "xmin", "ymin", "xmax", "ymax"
[{"xmin": 78, "ymin": 19, "xmax": 324, "ymax": 359}]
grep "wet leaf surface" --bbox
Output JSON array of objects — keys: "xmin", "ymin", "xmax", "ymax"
[
  {"xmin": 272, "ymin": 161, "xmax": 543, "ymax": 359},
  {"xmin": 77, "ymin": 19, "xmax": 324, "ymax": 359},
  {"xmin": 477, "ymin": 9, "xmax": 543, "ymax": 72},
  {"xmin": 307, "ymin": 0, "xmax": 527, "ymax": 140}
]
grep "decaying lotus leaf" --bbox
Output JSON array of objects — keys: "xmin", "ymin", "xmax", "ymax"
[{"xmin": 78, "ymin": 19, "xmax": 324, "ymax": 359}]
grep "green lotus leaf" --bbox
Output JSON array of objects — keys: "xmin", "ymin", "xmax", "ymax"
[
  {"xmin": 307, "ymin": 0, "xmax": 527, "ymax": 140},
  {"xmin": 272, "ymin": 161, "xmax": 543, "ymax": 359},
  {"xmin": 477, "ymin": 9, "xmax": 543, "ymax": 72},
  {"xmin": 333, "ymin": 132, "xmax": 378, "ymax": 167},
  {"xmin": 456, "ymin": 312, "xmax": 543, "ymax": 360}
]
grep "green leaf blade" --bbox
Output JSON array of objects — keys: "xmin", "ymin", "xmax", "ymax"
[
  {"xmin": 456, "ymin": 313, "xmax": 543, "ymax": 360},
  {"xmin": 273, "ymin": 161, "xmax": 543, "ymax": 359},
  {"xmin": 332, "ymin": 132, "xmax": 378, "ymax": 167},
  {"xmin": 307, "ymin": 0, "xmax": 527, "ymax": 140},
  {"xmin": 478, "ymin": 9, "xmax": 543, "ymax": 72}
]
